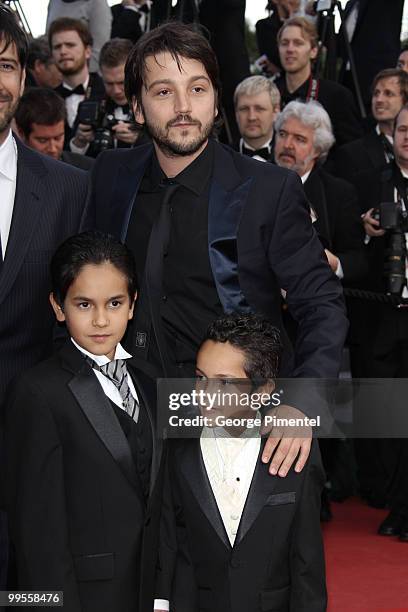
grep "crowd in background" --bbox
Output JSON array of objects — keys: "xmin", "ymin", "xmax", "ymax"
[{"xmin": 5, "ymin": 0, "xmax": 408, "ymax": 555}]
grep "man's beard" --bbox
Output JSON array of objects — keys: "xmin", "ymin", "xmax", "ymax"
[
  {"xmin": 58, "ymin": 56, "xmax": 86, "ymax": 77},
  {"xmin": 0, "ymin": 94, "xmax": 19, "ymax": 134},
  {"xmin": 144, "ymin": 113, "xmax": 214, "ymax": 157}
]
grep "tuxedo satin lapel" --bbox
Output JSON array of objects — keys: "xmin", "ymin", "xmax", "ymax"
[
  {"xmin": 68, "ymin": 373, "xmax": 139, "ymax": 490},
  {"xmin": 208, "ymin": 147, "xmax": 253, "ymax": 314},
  {"xmin": 178, "ymin": 440, "xmax": 231, "ymax": 549},
  {"xmin": 0, "ymin": 141, "xmax": 47, "ymax": 306},
  {"xmin": 109, "ymin": 146, "xmax": 153, "ymax": 241},
  {"xmin": 234, "ymin": 442, "xmax": 277, "ymax": 546}
]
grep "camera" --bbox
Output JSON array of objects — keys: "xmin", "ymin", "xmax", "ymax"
[
  {"xmin": 77, "ymin": 99, "xmax": 129, "ymax": 154},
  {"xmin": 374, "ymin": 202, "xmax": 408, "ymax": 296}
]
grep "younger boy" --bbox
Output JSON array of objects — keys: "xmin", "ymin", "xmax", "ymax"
[
  {"xmin": 5, "ymin": 231, "xmax": 165, "ymax": 612},
  {"xmin": 156, "ymin": 313, "xmax": 327, "ymax": 612}
]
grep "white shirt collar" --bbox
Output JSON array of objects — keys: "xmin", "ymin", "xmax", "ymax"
[
  {"xmin": 0, "ymin": 129, "xmax": 17, "ymax": 181},
  {"xmin": 62, "ymin": 75, "xmax": 90, "ymax": 92},
  {"xmin": 400, "ymin": 167, "xmax": 408, "ymax": 179},
  {"xmin": 375, "ymin": 123, "xmax": 393, "ymax": 144},
  {"xmin": 71, "ymin": 337, "xmax": 132, "ymax": 365},
  {"xmin": 301, "ymin": 169, "xmax": 312, "ymax": 184}
]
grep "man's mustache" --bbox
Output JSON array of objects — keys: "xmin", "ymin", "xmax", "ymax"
[{"xmin": 166, "ymin": 115, "xmax": 201, "ymax": 128}]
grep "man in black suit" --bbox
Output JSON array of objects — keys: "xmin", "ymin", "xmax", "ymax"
[
  {"xmin": 234, "ymin": 75, "xmax": 280, "ymax": 163},
  {"xmin": 353, "ymin": 105, "xmax": 408, "ymax": 535},
  {"xmin": 274, "ymin": 99, "xmax": 366, "ymax": 287},
  {"xmin": 0, "ymin": 5, "xmax": 88, "ymax": 588},
  {"xmin": 15, "ymin": 87, "xmax": 94, "ymax": 170},
  {"xmin": 274, "ymin": 99, "xmax": 367, "ymax": 518},
  {"xmin": 338, "ymin": 0, "xmax": 404, "ymax": 111},
  {"xmin": 49, "ymin": 18, "xmax": 105, "ymax": 153},
  {"xmin": 274, "ymin": 16, "xmax": 362, "ymax": 148},
  {"xmin": 333, "ymin": 69, "xmax": 408, "ymax": 188},
  {"xmin": 84, "ymin": 21, "xmax": 348, "ymax": 475},
  {"xmin": 155, "ymin": 313, "xmax": 326, "ymax": 612}
]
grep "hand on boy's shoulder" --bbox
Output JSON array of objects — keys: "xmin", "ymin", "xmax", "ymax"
[{"xmin": 260, "ymin": 404, "xmax": 312, "ymax": 478}]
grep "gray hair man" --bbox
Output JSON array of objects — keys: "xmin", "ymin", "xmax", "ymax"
[
  {"xmin": 275, "ymin": 100, "xmax": 366, "ymax": 285},
  {"xmin": 234, "ymin": 75, "xmax": 280, "ymax": 162}
]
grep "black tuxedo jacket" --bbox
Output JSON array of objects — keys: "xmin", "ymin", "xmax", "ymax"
[
  {"xmin": 0, "ymin": 138, "xmax": 87, "ymax": 413},
  {"xmin": 111, "ymin": 4, "xmax": 143, "ymax": 43},
  {"xmin": 303, "ymin": 166, "xmax": 367, "ymax": 285},
  {"xmin": 156, "ymin": 439, "xmax": 326, "ymax": 612},
  {"xmin": 354, "ymin": 165, "xmax": 396, "ymax": 292},
  {"xmin": 331, "ymin": 130, "xmax": 389, "ymax": 190},
  {"xmin": 4, "ymin": 340, "xmax": 164, "ymax": 612},
  {"xmin": 83, "ymin": 140, "xmax": 348, "ymax": 385},
  {"xmin": 338, "ymin": 0, "xmax": 404, "ymax": 107}
]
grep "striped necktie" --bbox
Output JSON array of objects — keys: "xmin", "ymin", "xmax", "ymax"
[{"xmin": 87, "ymin": 357, "xmax": 139, "ymax": 421}]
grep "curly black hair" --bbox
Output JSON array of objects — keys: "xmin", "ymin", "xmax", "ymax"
[{"xmin": 205, "ymin": 313, "xmax": 282, "ymax": 381}]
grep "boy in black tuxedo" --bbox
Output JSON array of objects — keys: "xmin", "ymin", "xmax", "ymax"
[
  {"xmin": 4, "ymin": 232, "xmax": 165, "ymax": 612},
  {"xmin": 155, "ymin": 314, "xmax": 327, "ymax": 612}
]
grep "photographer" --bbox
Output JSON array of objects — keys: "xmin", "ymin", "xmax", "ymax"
[
  {"xmin": 355, "ymin": 105, "xmax": 408, "ymax": 539},
  {"xmin": 50, "ymin": 18, "xmax": 105, "ymax": 150},
  {"xmin": 71, "ymin": 38, "xmax": 139, "ymax": 157}
]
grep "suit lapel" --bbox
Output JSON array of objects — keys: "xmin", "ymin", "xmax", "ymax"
[
  {"xmin": 109, "ymin": 145, "xmax": 153, "ymax": 241},
  {"xmin": 208, "ymin": 144, "xmax": 253, "ymax": 314},
  {"xmin": 0, "ymin": 138, "xmax": 48, "ymax": 306},
  {"xmin": 178, "ymin": 439, "xmax": 231, "ymax": 549},
  {"xmin": 234, "ymin": 440, "xmax": 277, "ymax": 546},
  {"xmin": 60, "ymin": 342, "xmax": 139, "ymax": 490}
]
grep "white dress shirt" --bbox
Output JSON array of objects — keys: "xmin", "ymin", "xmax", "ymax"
[
  {"xmin": 64, "ymin": 76, "xmax": 90, "ymax": 128},
  {"xmin": 0, "ymin": 129, "xmax": 17, "ymax": 258},
  {"xmin": 200, "ymin": 423, "xmax": 261, "ymax": 546},
  {"xmin": 71, "ymin": 339, "xmax": 169, "ymax": 612}
]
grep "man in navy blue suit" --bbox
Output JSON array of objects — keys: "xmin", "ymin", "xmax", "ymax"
[{"xmin": 84, "ymin": 21, "xmax": 348, "ymax": 475}]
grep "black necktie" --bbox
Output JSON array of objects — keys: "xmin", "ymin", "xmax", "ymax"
[
  {"xmin": 242, "ymin": 145, "xmax": 270, "ymax": 161},
  {"xmin": 87, "ymin": 357, "xmax": 139, "ymax": 422},
  {"xmin": 59, "ymin": 84, "xmax": 86, "ymax": 99}
]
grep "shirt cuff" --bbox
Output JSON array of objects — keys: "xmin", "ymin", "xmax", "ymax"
[
  {"xmin": 70, "ymin": 138, "xmax": 90, "ymax": 155},
  {"xmin": 153, "ymin": 599, "xmax": 169, "ymax": 611},
  {"xmin": 335, "ymin": 258, "xmax": 344, "ymax": 279}
]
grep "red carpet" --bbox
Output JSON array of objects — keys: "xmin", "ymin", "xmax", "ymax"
[{"xmin": 323, "ymin": 498, "xmax": 408, "ymax": 611}]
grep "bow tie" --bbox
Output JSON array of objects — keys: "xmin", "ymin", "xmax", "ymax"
[
  {"xmin": 59, "ymin": 84, "xmax": 86, "ymax": 99},
  {"xmin": 242, "ymin": 145, "xmax": 270, "ymax": 161}
]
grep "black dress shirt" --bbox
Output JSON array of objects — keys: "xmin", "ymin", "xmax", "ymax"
[{"xmin": 126, "ymin": 140, "xmax": 223, "ymax": 372}]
